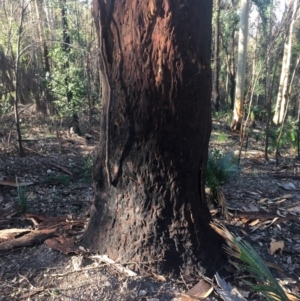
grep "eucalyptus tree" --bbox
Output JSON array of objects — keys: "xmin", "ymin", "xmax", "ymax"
[
  {"xmin": 219, "ymin": 0, "xmax": 239, "ymax": 109},
  {"xmin": 82, "ymin": 0, "xmax": 227, "ymax": 277},
  {"xmin": 14, "ymin": 0, "xmax": 29, "ymax": 156},
  {"xmin": 0, "ymin": 0, "xmax": 33, "ymax": 156},
  {"xmin": 34, "ymin": 0, "xmax": 53, "ymax": 114},
  {"xmin": 273, "ymin": 0, "xmax": 299, "ymax": 124},
  {"xmin": 231, "ymin": 0, "xmax": 250, "ymax": 131},
  {"xmin": 213, "ymin": 0, "xmax": 221, "ymax": 111}
]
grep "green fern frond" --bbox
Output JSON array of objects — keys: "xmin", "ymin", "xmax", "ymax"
[
  {"xmin": 206, "ymin": 150, "xmax": 239, "ymax": 194},
  {"xmin": 231, "ymin": 235, "xmax": 289, "ymax": 301},
  {"xmin": 211, "ymin": 223, "xmax": 290, "ymax": 301}
]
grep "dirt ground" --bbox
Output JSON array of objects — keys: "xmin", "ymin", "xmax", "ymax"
[{"xmin": 0, "ymin": 107, "xmax": 300, "ymax": 300}]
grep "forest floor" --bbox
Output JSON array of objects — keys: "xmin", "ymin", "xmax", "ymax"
[{"xmin": 0, "ymin": 106, "xmax": 300, "ymax": 301}]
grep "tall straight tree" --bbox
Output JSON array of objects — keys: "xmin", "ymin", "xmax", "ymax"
[
  {"xmin": 213, "ymin": 0, "xmax": 221, "ymax": 111},
  {"xmin": 82, "ymin": 0, "xmax": 226, "ymax": 277},
  {"xmin": 14, "ymin": 0, "xmax": 27, "ymax": 157},
  {"xmin": 220, "ymin": 0, "xmax": 239, "ymax": 109},
  {"xmin": 231, "ymin": 0, "xmax": 250, "ymax": 130},
  {"xmin": 34, "ymin": 0, "xmax": 52, "ymax": 114},
  {"xmin": 273, "ymin": 0, "xmax": 298, "ymax": 125}
]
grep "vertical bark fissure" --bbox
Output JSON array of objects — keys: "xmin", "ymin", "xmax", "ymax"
[{"xmin": 98, "ymin": 5, "xmax": 112, "ymax": 186}]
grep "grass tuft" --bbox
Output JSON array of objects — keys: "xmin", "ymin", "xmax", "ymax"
[
  {"xmin": 80, "ymin": 156, "xmax": 93, "ymax": 183},
  {"xmin": 15, "ymin": 178, "xmax": 28, "ymax": 214}
]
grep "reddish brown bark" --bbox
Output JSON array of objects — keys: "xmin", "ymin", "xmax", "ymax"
[{"xmin": 82, "ymin": 0, "xmax": 227, "ymax": 277}]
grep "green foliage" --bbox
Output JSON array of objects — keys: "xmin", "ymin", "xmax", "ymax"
[
  {"xmin": 45, "ymin": 174, "xmax": 72, "ymax": 186},
  {"xmin": 213, "ymin": 223, "xmax": 290, "ymax": 301},
  {"xmin": 47, "ymin": 46, "xmax": 87, "ymax": 118},
  {"xmin": 232, "ymin": 237, "xmax": 289, "ymax": 301},
  {"xmin": 214, "ymin": 111, "xmax": 224, "ymax": 120},
  {"xmin": 206, "ymin": 150, "xmax": 239, "ymax": 198},
  {"xmin": 268, "ymin": 118, "xmax": 298, "ymax": 151},
  {"xmin": 251, "ymin": 105, "xmax": 266, "ymax": 121},
  {"xmin": 213, "ymin": 109, "xmax": 233, "ymax": 126},
  {"xmin": 0, "ymin": 97, "xmax": 13, "ymax": 115},
  {"xmin": 15, "ymin": 180, "xmax": 27, "ymax": 214},
  {"xmin": 217, "ymin": 133, "xmax": 228, "ymax": 142},
  {"xmin": 251, "ymin": 0, "xmax": 273, "ymax": 28},
  {"xmin": 80, "ymin": 156, "xmax": 93, "ymax": 183}
]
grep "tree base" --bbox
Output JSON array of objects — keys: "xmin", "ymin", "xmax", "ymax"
[
  {"xmin": 81, "ymin": 193, "xmax": 227, "ymax": 278},
  {"xmin": 230, "ymin": 119, "xmax": 241, "ymax": 131}
]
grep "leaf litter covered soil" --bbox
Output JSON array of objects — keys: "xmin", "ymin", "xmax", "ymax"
[{"xmin": 0, "ymin": 110, "xmax": 300, "ymax": 301}]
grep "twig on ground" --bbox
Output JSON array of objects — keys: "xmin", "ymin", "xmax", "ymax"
[{"xmin": 91, "ymin": 255, "xmax": 137, "ymax": 277}]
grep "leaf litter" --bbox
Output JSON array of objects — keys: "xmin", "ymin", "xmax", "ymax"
[{"xmin": 0, "ymin": 112, "xmax": 300, "ymax": 300}]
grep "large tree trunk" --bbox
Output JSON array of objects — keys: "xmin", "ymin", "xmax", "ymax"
[
  {"xmin": 231, "ymin": 0, "xmax": 250, "ymax": 131},
  {"xmin": 82, "ymin": 0, "xmax": 227, "ymax": 277}
]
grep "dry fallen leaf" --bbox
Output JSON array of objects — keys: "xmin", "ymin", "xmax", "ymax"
[
  {"xmin": 185, "ymin": 278, "xmax": 213, "ymax": 299},
  {"xmin": 281, "ymin": 194, "xmax": 294, "ymax": 199},
  {"xmin": 277, "ymin": 182, "xmax": 297, "ymax": 190},
  {"xmin": 44, "ymin": 237, "xmax": 81, "ymax": 254},
  {"xmin": 249, "ymin": 219, "xmax": 260, "ymax": 227},
  {"xmin": 258, "ymin": 198, "xmax": 268, "ymax": 203},
  {"xmin": 287, "ymin": 205, "xmax": 300, "ymax": 213},
  {"xmin": 249, "ymin": 204, "xmax": 259, "ymax": 212},
  {"xmin": 0, "ymin": 178, "xmax": 34, "ymax": 187},
  {"xmin": 249, "ymin": 191, "xmax": 261, "ymax": 197},
  {"xmin": 215, "ymin": 273, "xmax": 247, "ymax": 301},
  {"xmin": 275, "ymin": 198, "xmax": 287, "ymax": 204},
  {"xmin": 270, "ymin": 239, "xmax": 284, "ymax": 255},
  {"xmin": 263, "ymin": 217, "xmax": 279, "ymax": 228}
]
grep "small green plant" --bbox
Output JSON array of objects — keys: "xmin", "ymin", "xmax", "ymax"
[
  {"xmin": 206, "ymin": 149, "xmax": 238, "ymax": 196},
  {"xmin": 206, "ymin": 150, "xmax": 239, "ymax": 216},
  {"xmin": 225, "ymin": 110, "xmax": 233, "ymax": 126},
  {"xmin": 211, "ymin": 223, "xmax": 290, "ymax": 301},
  {"xmin": 80, "ymin": 156, "xmax": 93, "ymax": 183},
  {"xmin": 217, "ymin": 132, "xmax": 228, "ymax": 142},
  {"xmin": 251, "ymin": 105, "xmax": 266, "ymax": 121},
  {"xmin": 15, "ymin": 179, "xmax": 28, "ymax": 214},
  {"xmin": 268, "ymin": 127, "xmax": 283, "ymax": 152},
  {"xmin": 214, "ymin": 110, "xmax": 225, "ymax": 120},
  {"xmin": 45, "ymin": 174, "xmax": 72, "ymax": 186},
  {"xmin": 268, "ymin": 118, "xmax": 298, "ymax": 152},
  {"xmin": 213, "ymin": 109, "xmax": 233, "ymax": 124}
]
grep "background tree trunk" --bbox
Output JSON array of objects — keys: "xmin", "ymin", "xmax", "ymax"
[
  {"xmin": 231, "ymin": 0, "xmax": 250, "ymax": 130},
  {"xmin": 82, "ymin": 0, "xmax": 227, "ymax": 277},
  {"xmin": 213, "ymin": 0, "xmax": 221, "ymax": 111},
  {"xmin": 34, "ymin": 0, "xmax": 52, "ymax": 115},
  {"xmin": 14, "ymin": 0, "xmax": 25, "ymax": 157},
  {"xmin": 273, "ymin": 0, "xmax": 298, "ymax": 125}
]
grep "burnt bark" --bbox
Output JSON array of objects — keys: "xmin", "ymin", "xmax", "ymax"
[{"xmin": 82, "ymin": 0, "xmax": 227, "ymax": 277}]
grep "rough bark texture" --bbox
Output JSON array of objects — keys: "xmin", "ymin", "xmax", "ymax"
[{"xmin": 82, "ymin": 0, "xmax": 227, "ymax": 277}]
